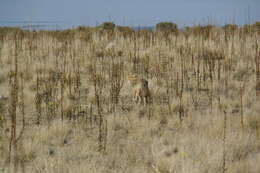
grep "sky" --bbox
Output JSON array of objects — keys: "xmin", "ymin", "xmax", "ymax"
[{"xmin": 0, "ymin": 0, "xmax": 259, "ymax": 28}]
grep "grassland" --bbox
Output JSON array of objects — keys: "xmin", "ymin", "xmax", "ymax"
[{"xmin": 0, "ymin": 24, "xmax": 260, "ymax": 173}]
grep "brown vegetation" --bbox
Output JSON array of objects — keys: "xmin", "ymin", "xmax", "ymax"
[{"xmin": 0, "ymin": 22, "xmax": 259, "ymax": 173}]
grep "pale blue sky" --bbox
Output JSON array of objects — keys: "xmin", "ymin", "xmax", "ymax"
[{"xmin": 0, "ymin": 0, "xmax": 259, "ymax": 28}]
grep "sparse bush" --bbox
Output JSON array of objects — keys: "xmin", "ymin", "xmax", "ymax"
[
  {"xmin": 116, "ymin": 26, "xmax": 134, "ymax": 37},
  {"xmin": 101, "ymin": 22, "xmax": 116, "ymax": 30},
  {"xmin": 116, "ymin": 26, "xmax": 133, "ymax": 33},
  {"xmin": 156, "ymin": 22, "xmax": 178, "ymax": 33},
  {"xmin": 223, "ymin": 24, "xmax": 238, "ymax": 31},
  {"xmin": 241, "ymin": 24, "xmax": 256, "ymax": 34},
  {"xmin": 55, "ymin": 29, "xmax": 75, "ymax": 41},
  {"xmin": 76, "ymin": 25, "xmax": 90, "ymax": 32},
  {"xmin": 185, "ymin": 24, "xmax": 216, "ymax": 37},
  {"xmin": 0, "ymin": 27, "xmax": 22, "ymax": 38}
]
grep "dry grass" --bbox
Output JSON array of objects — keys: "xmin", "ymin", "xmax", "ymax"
[{"xmin": 0, "ymin": 25, "xmax": 260, "ymax": 173}]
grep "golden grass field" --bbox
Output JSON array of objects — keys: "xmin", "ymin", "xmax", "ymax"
[{"xmin": 0, "ymin": 24, "xmax": 260, "ymax": 173}]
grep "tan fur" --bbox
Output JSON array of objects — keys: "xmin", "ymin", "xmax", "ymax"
[{"xmin": 128, "ymin": 74, "xmax": 151, "ymax": 105}]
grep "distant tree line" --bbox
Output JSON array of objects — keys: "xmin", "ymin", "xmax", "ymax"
[{"xmin": 0, "ymin": 21, "xmax": 259, "ymax": 38}]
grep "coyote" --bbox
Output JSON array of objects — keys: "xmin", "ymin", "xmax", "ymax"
[{"xmin": 128, "ymin": 74, "xmax": 151, "ymax": 104}]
